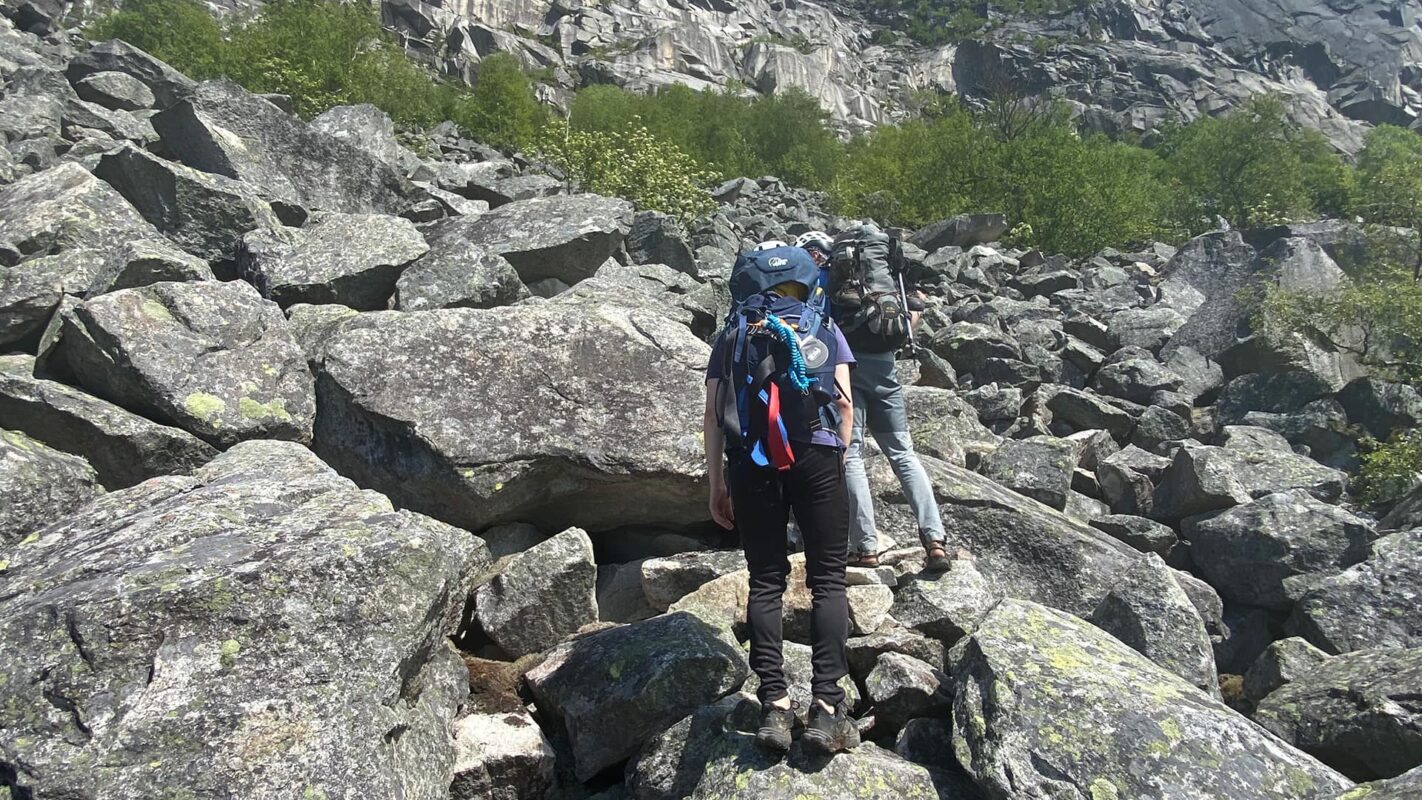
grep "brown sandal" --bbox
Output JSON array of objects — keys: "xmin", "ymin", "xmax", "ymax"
[
  {"xmin": 924, "ymin": 544, "xmax": 951, "ymax": 572},
  {"xmin": 848, "ymin": 553, "xmax": 880, "ymax": 568}
]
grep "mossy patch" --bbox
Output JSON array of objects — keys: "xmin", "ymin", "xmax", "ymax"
[
  {"xmin": 238, "ymin": 396, "xmax": 292, "ymax": 422},
  {"xmin": 220, "ymin": 638, "xmax": 241, "ymax": 668},
  {"xmin": 184, "ymin": 392, "xmax": 227, "ymax": 424}
]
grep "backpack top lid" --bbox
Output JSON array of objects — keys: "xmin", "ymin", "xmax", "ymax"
[{"xmin": 729, "ymin": 245, "xmax": 821, "ymax": 304}]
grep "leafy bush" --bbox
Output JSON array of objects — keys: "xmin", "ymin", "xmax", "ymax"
[
  {"xmin": 87, "ymin": 0, "xmax": 547, "ymax": 149},
  {"xmin": 536, "ymin": 121, "xmax": 718, "ymax": 222},
  {"xmin": 87, "ymin": 0, "xmax": 227, "ymax": 78},
  {"xmin": 1356, "ymin": 429, "xmax": 1422, "ymax": 506}
]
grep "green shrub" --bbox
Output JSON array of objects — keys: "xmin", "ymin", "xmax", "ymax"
[
  {"xmin": 86, "ymin": 0, "xmax": 227, "ymax": 79},
  {"xmin": 1356, "ymin": 429, "xmax": 1422, "ymax": 506},
  {"xmin": 454, "ymin": 54, "xmax": 550, "ymax": 150},
  {"xmin": 536, "ymin": 121, "xmax": 718, "ymax": 222}
]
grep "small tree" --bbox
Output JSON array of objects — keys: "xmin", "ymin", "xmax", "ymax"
[
  {"xmin": 536, "ymin": 121, "xmax": 718, "ymax": 222},
  {"xmin": 1357, "ymin": 125, "xmax": 1422, "ymax": 282},
  {"xmin": 86, "ymin": 0, "xmax": 227, "ymax": 79},
  {"xmin": 454, "ymin": 53, "xmax": 550, "ymax": 151}
]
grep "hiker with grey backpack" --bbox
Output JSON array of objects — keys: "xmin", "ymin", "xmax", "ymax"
[
  {"xmin": 796, "ymin": 225, "xmax": 954, "ymax": 572},
  {"xmin": 703, "ymin": 240, "xmax": 863, "ymax": 755}
]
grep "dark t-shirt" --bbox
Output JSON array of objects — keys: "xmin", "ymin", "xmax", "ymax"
[{"xmin": 706, "ymin": 324, "xmax": 855, "ymax": 448}]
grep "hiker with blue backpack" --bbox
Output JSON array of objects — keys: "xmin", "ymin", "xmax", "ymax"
[
  {"xmin": 703, "ymin": 239, "xmax": 861, "ymax": 755},
  {"xmin": 797, "ymin": 225, "xmax": 954, "ymax": 572}
]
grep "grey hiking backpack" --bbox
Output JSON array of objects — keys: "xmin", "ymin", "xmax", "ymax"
[{"xmin": 829, "ymin": 222, "xmax": 910, "ymax": 353}]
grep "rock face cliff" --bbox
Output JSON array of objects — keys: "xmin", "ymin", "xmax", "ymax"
[{"xmin": 371, "ymin": 0, "xmax": 1421, "ymax": 150}]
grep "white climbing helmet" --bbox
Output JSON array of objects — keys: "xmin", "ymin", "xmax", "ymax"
[
  {"xmin": 753, "ymin": 239, "xmax": 789, "ymax": 251},
  {"xmin": 795, "ymin": 230, "xmax": 834, "ymax": 255}
]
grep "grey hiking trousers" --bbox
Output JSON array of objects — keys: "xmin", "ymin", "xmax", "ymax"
[{"xmin": 842, "ymin": 350, "xmax": 946, "ymax": 554}]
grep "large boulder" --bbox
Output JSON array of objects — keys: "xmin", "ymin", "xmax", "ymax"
[
  {"xmin": 1338, "ymin": 377, "xmax": 1422, "ymax": 441},
  {"xmin": 1288, "ymin": 528, "xmax": 1422, "ymax": 653},
  {"xmin": 624, "ymin": 210, "xmax": 695, "ymax": 275},
  {"xmin": 1181, "ymin": 490, "xmax": 1375, "ymax": 610},
  {"xmin": 1243, "ymin": 637, "xmax": 1333, "ymax": 708},
  {"xmin": 56, "ymin": 280, "xmax": 315, "ymax": 448},
  {"xmin": 473, "ymin": 527, "xmax": 597, "ymax": 659},
  {"xmin": 151, "ymin": 79, "xmax": 426, "ymax": 215},
  {"xmin": 864, "ymin": 652, "xmax": 953, "ymax": 734},
  {"xmin": 524, "ymin": 611, "xmax": 747, "ymax": 781},
  {"xmin": 0, "ymin": 440, "xmax": 484, "ymax": 799},
  {"xmin": 313, "ymin": 300, "xmax": 707, "ymax": 533},
  {"xmin": 1381, "ymin": 482, "xmax": 1422, "ymax": 531},
  {"xmin": 66, "ymin": 40, "xmax": 197, "ymax": 109},
  {"xmin": 904, "ymin": 386, "xmax": 1001, "ymax": 468},
  {"xmin": 308, "ymin": 104, "xmax": 425, "ymax": 178},
  {"xmin": 73, "ymin": 71, "xmax": 155, "ymax": 111},
  {"xmin": 978, "ymin": 435, "xmax": 1078, "ymax": 509},
  {"xmin": 453, "ymin": 194, "xmax": 634, "ymax": 286},
  {"xmin": 0, "ymin": 354, "xmax": 217, "ymax": 489},
  {"xmin": 238, "ymin": 213, "xmax": 428, "ymax": 309},
  {"xmin": 640, "ymin": 550, "xmax": 746, "ymax": 612},
  {"xmin": 0, "ymin": 428, "xmax": 103, "ymax": 544},
  {"xmin": 1090, "ymin": 553, "xmax": 1220, "ymax": 695},
  {"xmin": 393, "ymin": 219, "xmax": 528, "ymax": 311},
  {"xmin": 1149, "ymin": 443, "xmax": 1253, "ymax": 524},
  {"xmin": 952, "ymin": 599, "xmax": 1352, "ymax": 799},
  {"xmin": 1157, "ymin": 231, "xmax": 1259, "ymax": 361},
  {"xmin": 92, "ymin": 143, "xmax": 281, "ymax": 265},
  {"xmin": 909, "ymin": 213, "xmax": 1009, "ymax": 251},
  {"xmin": 1255, "ymin": 648, "xmax": 1422, "ymax": 781},
  {"xmin": 0, "ymin": 162, "xmax": 193, "ymax": 267},
  {"xmin": 626, "ymin": 693, "xmax": 964, "ymax": 800},
  {"xmin": 890, "ymin": 559, "xmax": 999, "ymax": 644}
]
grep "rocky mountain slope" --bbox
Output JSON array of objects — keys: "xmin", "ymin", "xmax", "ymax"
[
  {"xmin": 4, "ymin": 14, "xmax": 1422, "ymax": 800},
  {"xmin": 369, "ymin": 0, "xmax": 1422, "ymax": 151}
]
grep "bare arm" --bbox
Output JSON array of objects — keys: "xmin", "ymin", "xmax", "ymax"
[
  {"xmin": 834, "ymin": 363, "xmax": 853, "ymax": 454},
  {"xmin": 704, "ymin": 378, "xmax": 734, "ymax": 529}
]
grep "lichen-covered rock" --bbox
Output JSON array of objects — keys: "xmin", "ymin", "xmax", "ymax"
[
  {"xmin": 1381, "ymin": 482, "xmax": 1422, "ymax": 532},
  {"xmin": 454, "ymin": 193, "xmax": 634, "ymax": 286},
  {"xmin": 1093, "ymin": 357, "xmax": 1185, "ymax": 404},
  {"xmin": 309, "ymin": 104, "xmax": 426, "ymax": 178},
  {"xmin": 92, "ymin": 143, "xmax": 281, "ymax": 265},
  {"xmin": 393, "ymin": 219, "xmax": 527, "ymax": 311},
  {"xmin": 0, "ymin": 162, "xmax": 193, "ymax": 268},
  {"xmin": 905, "ymin": 386, "xmax": 1001, "ymax": 468},
  {"xmin": 0, "ymin": 428, "xmax": 103, "ymax": 544},
  {"xmin": 57, "ymin": 280, "xmax": 315, "ymax": 448},
  {"xmin": 1090, "ymin": 553, "xmax": 1220, "ymax": 695},
  {"xmin": 1181, "ymin": 490, "xmax": 1374, "ymax": 610},
  {"xmin": 1255, "ymin": 647, "xmax": 1422, "ymax": 781},
  {"xmin": 625, "ymin": 210, "xmax": 695, "ymax": 275},
  {"xmin": 1090, "ymin": 513, "xmax": 1178, "ymax": 555},
  {"xmin": 1096, "ymin": 445, "xmax": 1170, "ymax": 516},
  {"xmin": 1150, "ymin": 443, "xmax": 1253, "ymax": 523},
  {"xmin": 978, "ymin": 434, "xmax": 1078, "ymax": 509},
  {"xmin": 72, "ymin": 70, "xmax": 154, "ymax": 111},
  {"xmin": 1045, "ymin": 385, "xmax": 1137, "ymax": 441},
  {"xmin": 626, "ymin": 693, "xmax": 961, "ymax": 800},
  {"xmin": 865, "ymin": 652, "xmax": 952, "ymax": 734},
  {"xmin": 66, "ymin": 39, "xmax": 196, "ymax": 109},
  {"xmin": 474, "ymin": 527, "xmax": 597, "ymax": 659},
  {"xmin": 1287, "ymin": 528, "xmax": 1422, "ymax": 654},
  {"xmin": 313, "ymin": 300, "xmax": 706, "ymax": 533},
  {"xmin": 640, "ymin": 550, "xmax": 746, "ymax": 612},
  {"xmin": 0, "ymin": 354, "xmax": 217, "ymax": 489},
  {"xmin": 524, "ymin": 611, "xmax": 747, "ymax": 781},
  {"xmin": 449, "ymin": 711, "xmax": 556, "ymax": 800},
  {"xmin": 952, "ymin": 599, "xmax": 1352, "ymax": 799},
  {"xmin": 1328, "ymin": 764, "xmax": 1422, "ymax": 799},
  {"xmin": 1243, "ymin": 637, "xmax": 1332, "ymax": 707},
  {"xmin": 238, "ymin": 212, "xmax": 428, "ymax": 309},
  {"xmin": 891, "ymin": 560, "xmax": 999, "ymax": 644},
  {"xmin": 0, "ymin": 440, "xmax": 484, "ymax": 799},
  {"xmin": 847, "ymin": 627, "xmax": 948, "ymax": 678},
  {"xmin": 151, "ymin": 79, "xmax": 427, "ymax": 215}
]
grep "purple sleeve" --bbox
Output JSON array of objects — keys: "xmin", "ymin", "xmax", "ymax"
[
  {"xmin": 833, "ymin": 324, "xmax": 855, "ymax": 367},
  {"xmin": 706, "ymin": 337, "xmax": 725, "ymax": 380}
]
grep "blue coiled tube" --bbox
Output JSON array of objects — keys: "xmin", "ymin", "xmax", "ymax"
[{"xmin": 763, "ymin": 313, "xmax": 811, "ymax": 393}]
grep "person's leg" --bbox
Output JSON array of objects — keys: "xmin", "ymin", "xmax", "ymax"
[
  {"xmin": 785, "ymin": 445, "xmax": 850, "ymax": 708},
  {"xmin": 843, "ymin": 381, "xmax": 879, "ymax": 559},
  {"xmin": 858, "ymin": 353, "xmax": 947, "ymax": 549},
  {"xmin": 728, "ymin": 460, "xmax": 792, "ymax": 706}
]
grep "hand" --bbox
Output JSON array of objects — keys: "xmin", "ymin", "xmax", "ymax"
[{"xmin": 710, "ymin": 484, "xmax": 735, "ymax": 530}]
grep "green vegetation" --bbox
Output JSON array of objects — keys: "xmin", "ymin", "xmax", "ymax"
[
  {"xmin": 536, "ymin": 122, "xmax": 718, "ymax": 221},
  {"xmin": 1356, "ymin": 429, "xmax": 1422, "ymax": 506},
  {"xmin": 88, "ymin": 0, "xmax": 547, "ymax": 149}
]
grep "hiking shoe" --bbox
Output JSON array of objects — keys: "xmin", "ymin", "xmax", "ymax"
[
  {"xmin": 755, "ymin": 701, "xmax": 796, "ymax": 753},
  {"xmin": 802, "ymin": 700, "xmax": 860, "ymax": 754},
  {"xmin": 924, "ymin": 542, "xmax": 951, "ymax": 572}
]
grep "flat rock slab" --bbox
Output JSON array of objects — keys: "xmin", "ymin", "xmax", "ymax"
[
  {"xmin": 239, "ymin": 212, "xmax": 428, "ymax": 309},
  {"xmin": 58, "ymin": 280, "xmax": 315, "ymax": 448},
  {"xmin": 313, "ymin": 301, "xmax": 707, "ymax": 533},
  {"xmin": 1288, "ymin": 528, "xmax": 1422, "ymax": 653},
  {"xmin": 0, "ymin": 440, "xmax": 484, "ymax": 799},
  {"xmin": 952, "ymin": 599, "xmax": 1351, "ymax": 799}
]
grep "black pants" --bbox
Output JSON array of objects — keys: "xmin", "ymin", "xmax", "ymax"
[{"xmin": 729, "ymin": 444, "xmax": 850, "ymax": 707}]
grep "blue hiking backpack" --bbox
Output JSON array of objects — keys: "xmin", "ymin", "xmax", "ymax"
[{"xmin": 715, "ymin": 246, "xmax": 843, "ymax": 470}]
